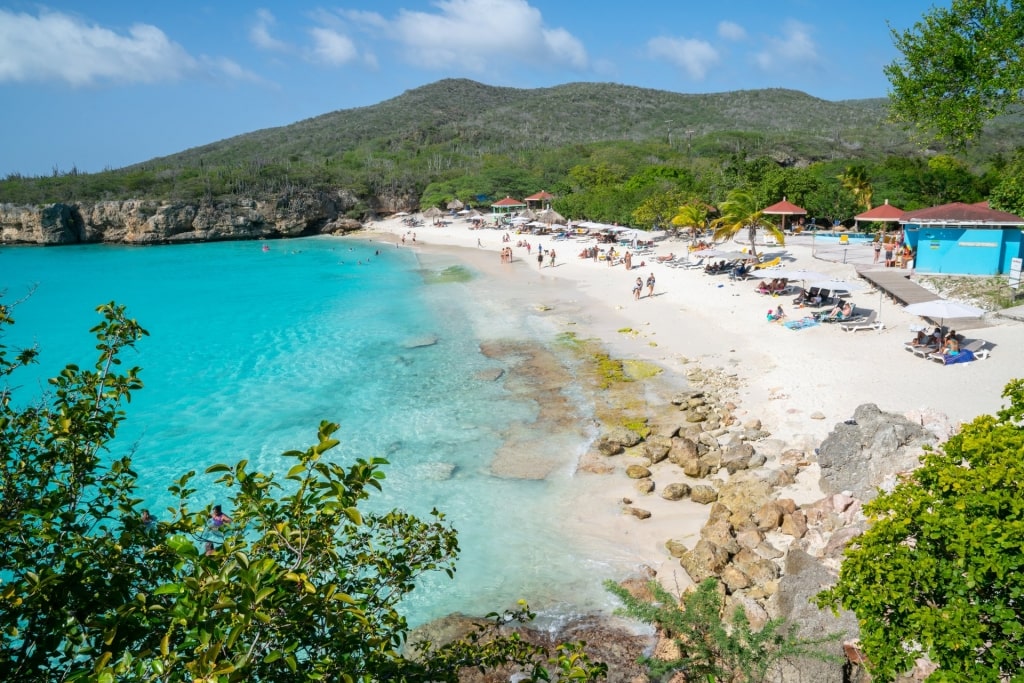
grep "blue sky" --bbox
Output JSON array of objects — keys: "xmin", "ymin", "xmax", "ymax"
[{"xmin": 0, "ymin": 0, "xmax": 939, "ymax": 178}]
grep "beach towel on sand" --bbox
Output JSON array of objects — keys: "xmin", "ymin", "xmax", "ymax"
[
  {"xmin": 784, "ymin": 317, "xmax": 819, "ymax": 330},
  {"xmin": 940, "ymin": 349, "xmax": 975, "ymax": 365}
]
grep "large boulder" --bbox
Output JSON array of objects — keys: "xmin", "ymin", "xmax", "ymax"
[
  {"xmin": 679, "ymin": 539, "xmax": 730, "ymax": 582},
  {"xmin": 771, "ymin": 549, "xmax": 862, "ymax": 683},
  {"xmin": 817, "ymin": 404, "xmax": 937, "ymax": 501}
]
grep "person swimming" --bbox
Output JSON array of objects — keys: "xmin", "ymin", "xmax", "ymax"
[{"xmin": 210, "ymin": 504, "xmax": 231, "ymax": 529}]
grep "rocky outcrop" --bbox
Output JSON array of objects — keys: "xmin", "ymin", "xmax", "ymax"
[
  {"xmin": 0, "ymin": 189, "xmax": 364, "ymax": 245},
  {"xmin": 817, "ymin": 403, "xmax": 937, "ymax": 501}
]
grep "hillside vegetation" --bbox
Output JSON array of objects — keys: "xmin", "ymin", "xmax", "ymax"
[{"xmin": 2, "ymin": 78, "xmax": 1022, "ymax": 222}]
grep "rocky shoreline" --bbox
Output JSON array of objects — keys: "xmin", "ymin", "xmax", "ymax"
[
  {"xmin": 421, "ymin": 343, "xmax": 950, "ymax": 682},
  {"xmin": 0, "ymin": 191, "xmax": 365, "ymax": 245}
]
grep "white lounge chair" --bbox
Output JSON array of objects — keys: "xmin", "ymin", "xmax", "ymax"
[
  {"xmin": 927, "ymin": 339, "xmax": 991, "ymax": 364},
  {"xmin": 840, "ymin": 311, "xmax": 884, "ymax": 332}
]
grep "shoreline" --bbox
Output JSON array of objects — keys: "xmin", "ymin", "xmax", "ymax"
[{"xmin": 359, "ymin": 217, "xmax": 1024, "ymax": 607}]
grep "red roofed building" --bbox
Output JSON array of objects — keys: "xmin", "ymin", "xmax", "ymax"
[
  {"xmin": 900, "ymin": 201, "xmax": 1024, "ymax": 275},
  {"xmin": 490, "ymin": 196, "xmax": 526, "ymax": 214},
  {"xmin": 524, "ymin": 190, "xmax": 554, "ymax": 210}
]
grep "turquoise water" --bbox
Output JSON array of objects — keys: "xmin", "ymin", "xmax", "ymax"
[{"xmin": 1, "ymin": 237, "xmax": 623, "ymax": 626}]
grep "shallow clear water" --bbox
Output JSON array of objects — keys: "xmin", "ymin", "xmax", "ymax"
[{"xmin": 1, "ymin": 237, "xmax": 627, "ymax": 626}]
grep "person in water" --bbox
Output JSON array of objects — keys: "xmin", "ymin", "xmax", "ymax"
[{"xmin": 210, "ymin": 504, "xmax": 231, "ymax": 529}]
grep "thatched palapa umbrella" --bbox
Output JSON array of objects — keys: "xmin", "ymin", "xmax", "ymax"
[
  {"xmin": 423, "ymin": 207, "xmax": 443, "ymax": 220},
  {"xmin": 446, "ymin": 199, "xmax": 464, "ymax": 210},
  {"xmin": 538, "ymin": 208, "xmax": 567, "ymax": 226}
]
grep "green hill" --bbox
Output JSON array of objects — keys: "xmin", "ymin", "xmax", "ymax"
[{"xmin": 2, "ymin": 78, "xmax": 1020, "ymax": 209}]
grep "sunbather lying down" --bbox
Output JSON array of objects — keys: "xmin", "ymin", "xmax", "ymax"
[
  {"xmin": 756, "ymin": 278, "xmax": 789, "ymax": 294},
  {"xmin": 817, "ymin": 301, "xmax": 853, "ymax": 322},
  {"xmin": 656, "ymin": 253, "xmax": 675, "ymax": 262}
]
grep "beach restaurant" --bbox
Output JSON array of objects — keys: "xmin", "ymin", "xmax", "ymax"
[
  {"xmin": 901, "ymin": 201, "xmax": 1024, "ymax": 275},
  {"xmin": 491, "ymin": 196, "xmax": 527, "ymax": 215}
]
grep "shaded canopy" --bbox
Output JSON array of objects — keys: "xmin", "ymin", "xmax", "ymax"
[
  {"xmin": 538, "ymin": 208, "xmax": 567, "ymax": 225},
  {"xmin": 761, "ymin": 198, "xmax": 807, "ymax": 216},
  {"xmin": 446, "ymin": 199, "xmax": 464, "ymax": 210},
  {"xmin": 423, "ymin": 207, "xmax": 443, "ymax": 218},
  {"xmin": 761, "ymin": 197, "xmax": 806, "ymax": 233},
  {"xmin": 855, "ymin": 199, "xmax": 904, "ymax": 222}
]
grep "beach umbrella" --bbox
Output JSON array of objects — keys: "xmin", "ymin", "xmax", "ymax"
[
  {"xmin": 854, "ymin": 199, "xmax": 904, "ymax": 231},
  {"xmin": 770, "ymin": 269, "xmax": 828, "ymax": 281},
  {"xmin": 539, "ymin": 208, "xmax": 567, "ymax": 226},
  {"xmin": 703, "ymin": 249, "xmax": 750, "ymax": 260},
  {"xmin": 904, "ymin": 299, "xmax": 985, "ymax": 325},
  {"xmin": 808, "ymin": 279, "xmax": 865, "ymax": 293},
  {"xmin": 446, "ymin": 199, "xmax": 464, "ymax": 210},
  {"xmin": 761, "ymin": 197, "xmax": 806, "ymax": 233},
  {"xmin": 423, "ymin": 207, "xmax": 443, "ymax": 219}
]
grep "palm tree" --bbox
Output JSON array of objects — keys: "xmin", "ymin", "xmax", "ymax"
[
  {"xmin": 670, "ymin": 202, "xmax": 709, "ymax": 239},
  {"xmin": 711, "ymin": 189, "xmax": 784, "ymax": 259},
  {"xmin": 838, "ymin": 165, "xmax": 874, "ymax": 212}
]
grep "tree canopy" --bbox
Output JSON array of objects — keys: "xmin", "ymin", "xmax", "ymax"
[
  {"xmin": 885, "ymin": 0, "xmax": 1024, "ymax": 149},
  {"xmin": 817, "ymin": 379, "xmax": 1024, "ymax": 681}
]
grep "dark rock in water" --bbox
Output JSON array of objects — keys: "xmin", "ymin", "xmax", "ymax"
[
  {"xmin": 817, "ymin": 403, "xmax": 937, "ymax": 501},
  {"xmin": 473, "ymin": 367, "xmax": 505, "ymax": 382},
  {"xmin": 403, "ymin": 334, "xmax": 439, "ymax": 349}
]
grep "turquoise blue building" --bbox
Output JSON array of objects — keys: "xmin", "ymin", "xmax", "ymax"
[{"xmin": 901, "ymin": 202, "xmax": 1024, "ymax": 276}]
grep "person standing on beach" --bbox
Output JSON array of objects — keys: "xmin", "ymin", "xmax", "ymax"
[
  {"xmin": 549, "ymin": 249, "xmax": 556, "ymax": 268},
  {"xmin": 633, "ymin": 277, "xmax": 643, "ymax": 300},
  {"xmin": 873, "ymin": 240, "xmax": 881, "ymax": 263},
  {"xmin": 537, "ymin": 250, "xmax": 544, "ymax": 269},
  {"xmin": 646, "ymin": 273, "xmax": 656, "ymax": 298}
]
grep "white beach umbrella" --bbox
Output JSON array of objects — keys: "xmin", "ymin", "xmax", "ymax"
[
  {"xmin": 809, "ymin": 279, "xmax": 865, "ymax": 293},
  {"xmin": 703, "ymin": 249, "xmax": 750, "ymax": 260},
  {"xmin": 904, "ymin": 300, "xmax": 985, "ymax": 320},
  {"xmin": 770, "ymin": 269, "xmax": 829, "ymax": 281}
]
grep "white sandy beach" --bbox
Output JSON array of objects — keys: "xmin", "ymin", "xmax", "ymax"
[{"xmin": 359, "ymin": 216, "xmax": 1024, "ymax": 595}]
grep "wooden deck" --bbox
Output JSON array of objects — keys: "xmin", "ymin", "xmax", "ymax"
[{"xmin": 856, "ymin": 266, "xmax": 989, "ymax": 330}]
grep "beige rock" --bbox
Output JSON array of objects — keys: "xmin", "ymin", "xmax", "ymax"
[
  {"xmin": 643, "ymin": 436, "xmax": 673, "ymax": 463},
  {"xmin": 626, "ymin": 464, "xmax": 652, "ymax": 479},
  {"xmin": 732, "ymin": 548, "xmax": 780, "ymax": 585},
  {"xmin": 780, "ymin": 510, "xmax": 808, "ymax": 538},
  {"xmin": 623, "ymin": 506, "xmax": 652, "ymax": 520},
  {"xmin": 690, "ymin": 485, "xmax": 719, "ymax": 505},
  {"xmin": 634, "ymin": 478, "xmax": 655, "ymax": 494},
  {"xmin": 660, "ymin": 482, "xmax": 691, "ymax": 501},
  {"xmin": 752, "ymin": 501, "xmax": 785, "ymax": 531},
  {"xmin": 700, "ymin": 519, "xmax": 740, "ymax": 555},
  {"xmin": 735, "ymin": 525, "xmax": 765, "ymax": 550},
  {"xmin": 679, "ymin": 539, "xmax": 730, "ymax": 582},
  {"xmin": 665, "ymin": 539, "xmax": 688, "ymax": 558},
  {"xmin": 720, "ymin": 565, "xmax": 751, "ymax": 593}
]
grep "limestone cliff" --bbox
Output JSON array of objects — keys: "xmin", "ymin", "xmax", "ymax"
[{"xmin": 0, "ymin": 190, "xmax": 364, "ymax": 245}]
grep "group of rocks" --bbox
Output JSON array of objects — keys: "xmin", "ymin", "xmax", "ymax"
[{"xmin": 583, "ymin": 362, "xmax": 948, "ymax": 682}]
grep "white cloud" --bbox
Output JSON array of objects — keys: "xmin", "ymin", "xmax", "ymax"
[
  {"xmin": 646, "ymin": 36, "xmax": 719, "ymax": 80},
  {"xmin": 386, "ymin": 0, "xmax": 587, "ymax": 72},
  {"xmin": 0, "ymin": 9, "xmax": 197, "ymax": 85},
  {"xmin": 309, "ymin": 27, "xmax": 358, "ymax": 66},
  {"xmin": 250, "ymin": 9, "xmax": 288, "ymax": 52},
  {"xmin": 0, "ymin": 9, "xmax": 261, "ymax": 87},
  {"xmin": 754, "ymin": 20, "xmax": 819, "ymax": 71},
  {"xmin": 717, "ymin": 21, "xmax": 746, "ymax": 41}
]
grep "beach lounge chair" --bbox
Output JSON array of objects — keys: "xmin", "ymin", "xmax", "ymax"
[
  {"xmin": 927, "ymin": 339, "xmax": 991, "ymax": 364},
  {"xmin": 840, "ymin": 311, "xmax": 883, "ymax": 332},
  {"xmin": 753, "ymin": 256, "xmax": 781, "ymax": 270}
]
